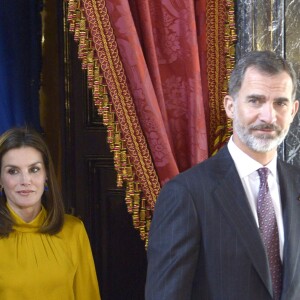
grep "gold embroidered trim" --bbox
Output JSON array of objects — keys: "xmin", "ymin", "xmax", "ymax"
[
  {"xmin": 66, "ymin": 0, "xmax": 160, "ymax": 247},
  {"xmin": 206, "ymin": 0, "xmax": 236, "ymax": 156}
]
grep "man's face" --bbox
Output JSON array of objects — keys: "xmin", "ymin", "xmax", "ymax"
[{"xmin": 225, "ymin": 67, "xmax": 299, "ymax": 155}]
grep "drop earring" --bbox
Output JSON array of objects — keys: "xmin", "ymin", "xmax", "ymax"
[
  {"xmin": 0, "ymin": 186, "xmax": 3, "ymax": 197},
  {"xmin": 44, "ymin": 182, "xmax": 49, "ymax": 192}
]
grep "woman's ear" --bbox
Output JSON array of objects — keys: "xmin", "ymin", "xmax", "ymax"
[{"xmin": 223, "ymin": 95, "xmax": 235, "ymax": 119}]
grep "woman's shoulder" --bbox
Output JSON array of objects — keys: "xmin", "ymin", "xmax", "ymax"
[
  {"xmin": 64, "ymin": 213, "xmax": 83, "ymax": 225},
  {"xmin": 59, "ymin": 214, "xmax": 85, "ymax": 237},
  {"xmin": 57, "ymin": 215, "xmax": 90, "ymax": 259}
]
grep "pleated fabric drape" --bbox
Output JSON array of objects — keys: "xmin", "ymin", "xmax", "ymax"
[{"xmin": 66, "ymin": 0, "xmax": 236, "ymax": 245}]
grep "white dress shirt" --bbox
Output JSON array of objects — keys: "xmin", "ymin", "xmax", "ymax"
[{"xmin": 227, "ymin": 137, "xmax": 284, "ymax": 259}]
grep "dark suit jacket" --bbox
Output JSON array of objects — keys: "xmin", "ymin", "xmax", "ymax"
[{"xmin": 145, "ymin": 146, "xmax": 300, "ymax": 300}]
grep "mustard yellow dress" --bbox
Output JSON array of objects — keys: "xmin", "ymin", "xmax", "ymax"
[{"xmin": 0, "ymin": 206, "xmax": 101, "ymax": 300}]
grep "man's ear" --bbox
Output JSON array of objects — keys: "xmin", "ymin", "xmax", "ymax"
[
  {"xmin": 291, "ymin": 99, "xmax": 299, "ymax": 120},
  {"xmin": 223, "ymin": 95, "xmax": 234, "ymax": 119}
]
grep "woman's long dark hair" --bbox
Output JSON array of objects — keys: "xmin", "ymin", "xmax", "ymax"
[{"xmin": 0, "ymin": 127, "xmax": 65, "ymax": 236}]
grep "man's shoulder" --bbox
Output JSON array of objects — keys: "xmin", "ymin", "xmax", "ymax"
[
  {"xmin": 277, "ymin": 158, "xmax": 300, "ymax": 172},
  {"xmin": 277, "ymin": 159, "xmax": 300, "ymax": 179},
  {"xmin": 169, "ymin": 145, "xmax": 233, "ymax": 185},
  {"xmin": 182, "ymin": 145, "xmax": 231, "ymax": 173}
]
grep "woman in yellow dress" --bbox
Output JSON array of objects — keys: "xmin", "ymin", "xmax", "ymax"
[{"xmin": 0, "ymin": 127, "xmax": 101, "ymax": 300}]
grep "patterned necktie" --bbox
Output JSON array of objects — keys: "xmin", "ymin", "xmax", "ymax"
[{"xmin": 257, "ymin": 167, "xmax": 282, "ymax": 300}]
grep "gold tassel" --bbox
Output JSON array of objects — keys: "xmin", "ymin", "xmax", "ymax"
[
  {"xmin": 66, "ymin": 0, "xmax": 152, "ymax": 245},
  {"xmin": 210, "ymin": 0, "xmax": 237, "ymax": 155}
]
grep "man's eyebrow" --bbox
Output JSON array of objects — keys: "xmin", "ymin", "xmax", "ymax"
[
  {"xmin": 246, "ymin": 95, "xmax": 290, "ymax": 102},
  {"xmin": 246, "ymin": 94, "xmax": 266, "ymax": 100},
  {"xmin": 274, "ymin": 97, "xmax": 290, "ymax": 102}
]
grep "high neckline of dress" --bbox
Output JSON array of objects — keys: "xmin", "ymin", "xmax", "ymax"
[{"xmin": 7, "ymin": 204, "xmax": 47, "ymax": 233}]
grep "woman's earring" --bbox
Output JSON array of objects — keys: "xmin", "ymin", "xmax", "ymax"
[
  {"xmin": 44, "ymin": 182, "xmax": 49, "ymax": 192},
  {"xmin": 0, "ymin": 186, "xmax": 3, "ymax": 197}
]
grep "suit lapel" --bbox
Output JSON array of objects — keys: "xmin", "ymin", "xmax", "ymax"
[
  {"xmin": 278, "ymin": 161, "xmax": 300, "ymax": 299},
  {"xmin": 211, "ymin": 147, "xmax": 273, "ymax": 296}
]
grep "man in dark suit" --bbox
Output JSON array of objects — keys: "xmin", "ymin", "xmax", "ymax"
[{"xmin": 145, "ymin": 51, "xmax": 300, "ymax": 300}]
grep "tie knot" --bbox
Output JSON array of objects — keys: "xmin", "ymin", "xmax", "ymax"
[{"xmin": 257, "ymin": 167, "xmax": 269, "ymax": 181}]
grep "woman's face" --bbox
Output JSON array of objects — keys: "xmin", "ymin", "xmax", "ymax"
[{"xmin": 0, "ymin": 146, "xmax": 47, "ymax": 217}]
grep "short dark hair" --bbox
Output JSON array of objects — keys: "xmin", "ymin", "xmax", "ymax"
[
  {"xmin": 0, "ymin": 127, "xmax": 65, "ymax": 236},
  {"xmin": 229, "ymin": 50, "xmax": 298, "ymax": 100}
]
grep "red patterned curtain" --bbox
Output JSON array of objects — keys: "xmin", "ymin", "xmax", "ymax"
[{"xmin": 66, "ymin": 0, "xmax": 236, "ymax": 246}]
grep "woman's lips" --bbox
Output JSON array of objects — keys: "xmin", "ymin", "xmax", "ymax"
[{"xmin": 17, "ymin": 190, "xmax": 34, "ymax": 196}]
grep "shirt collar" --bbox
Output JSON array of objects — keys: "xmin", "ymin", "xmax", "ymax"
[
  {"xmin": 7, "ymin": 203, "xmax": 47, "ymax": 233},
  {"xmin": 227, "ymin": 136, "xmax": 278, "ymax": 179}
]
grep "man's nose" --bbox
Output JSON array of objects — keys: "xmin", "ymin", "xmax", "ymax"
[{"xmin": 259, "ymin": 103, "xmax": 277, "ymax": 123}]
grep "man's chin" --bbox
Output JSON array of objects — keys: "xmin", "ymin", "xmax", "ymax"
[
  {"xmin": 252, "ymin": 131, "xmax": 277, "ymax": 140},
  {"xmin": 247, "ymin": 137, "xmax": 281, "ymax": 153}
]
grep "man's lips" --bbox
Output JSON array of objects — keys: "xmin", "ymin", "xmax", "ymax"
[
  {"xmin": 250, "ymin": 124, "xmax": 280, "ymax": 135},
  {"xmin": 254, "ymin": 128, "xmax": 275, "ymax": 132},
  {"xmin": 251, "ymin": 124, "xmax": 279, "ymax": 131}
]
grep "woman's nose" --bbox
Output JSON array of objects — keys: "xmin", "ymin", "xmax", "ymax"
[{"xmin": 20, "ymin": 172, "xmax": 31, "ymax": 185}]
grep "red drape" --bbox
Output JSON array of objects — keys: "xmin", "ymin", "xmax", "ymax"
[
  {"xmin": 103, "ymin": 0, "xmax": 209, "ymax": 185},
  {"xmin": 66, "ymin": 0, "xmax": 236, "ymax": 244}
]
